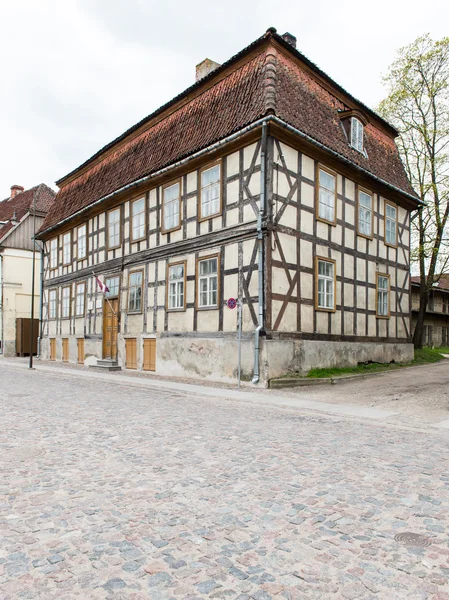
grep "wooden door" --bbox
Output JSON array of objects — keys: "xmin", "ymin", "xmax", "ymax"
[
  {"xmin": 103, "ymin": 299, "xmax": 119, "ymax": 359},
  {"xmin": 50, "ymin": 338, "xmax": 56, "ymax": 361},
  {"xmin": 62, "ymin": 338, "xmax": 69, "ymax": 362},
  {"xmin": 143, "ymin": 339, "xmax": 156, "ymax": 371},
  {"xmin": 125, "ymin": 338, "xmax": 137, "ymax": 369},
  {"xmin": 77, "ymin": 338, "xmax": 85, "ymax": 364}
]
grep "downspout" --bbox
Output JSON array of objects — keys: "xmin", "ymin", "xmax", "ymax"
[
  {"xmin": 0, "ymin": 252, "xmax": 3, "ymax": 355},
  {"xmin": 37, "ymin": 242, "xmax": 44, "ymax": 357},
  {"xmin": 252, "ymin": 121, "xmax": 267, "ymax": 383}
]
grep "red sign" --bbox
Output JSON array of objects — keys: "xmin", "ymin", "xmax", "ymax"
[{"xmin": 227, "ymin": 298, "xmax": 237, "ymax": 309}]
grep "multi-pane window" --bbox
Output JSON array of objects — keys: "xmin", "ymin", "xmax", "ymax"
[
  {"xmin": 131, "ymin": 198, "xmax": 145, "ymax": 241},
  {"xmin": 317, "ymin": 258, "xmax": 335, "ymax": 310},
  {"xmin": 163, "ymin": 182, "xmax": 181, "ymax": 231},
  {"xmin": 377, "ymin": 274, "xmax": 390, "ymax": 317},
  {"xmin": 198, "ymin": 256, "xmax": 218, "ymax": 308},
  {"xmin": 358, "ymin": 190, "xmax": 372, "ymax": 237},
  {"xmin": 77, "ymin": 224, "xmax": 87, "ymax": 260},
  {"xmin": 168, "ymin": 263, "xmax": 185, "ymax": 310},
  {"xmin": 105, "ymin": 276, "xmax": 120, "ymax": 298},
  {"xmin": 49, "ymin": 289, "xmax": 57, "ymax": 319},
  {"xmin": 108, "ymin": 207, "xmax": 121, "ymax": 249},
  {"xmin": 63, "ymin": 232, "xmax": 71, "ymax": 265},
  {"xmin": 61, "ymin": 286, "xmax": 71, "ymax": 318},
  {"xmin": 200, "ymin": 164, "xmax": 220, "ymax": 218},
  {"xmin": 385, "ymin": 202, "xmax": 397, "ymax": 246},
  {"xmin": 351, "ymin": 117, "xmax": 364, "ymax": 153},
  {"xmin": 128, "ymin": 271, "xmax": 143, "ymax": 313},
  {"xmin": 75, "ymin": 282, "xmax": 85, "ymax": 317},
  {"xmin": 318, "ymin": 168, "xmax": 336, "ymax": 223},
  {"xmin": 50, "ymin": 238, "xmax": 58, "ymax": 269}
]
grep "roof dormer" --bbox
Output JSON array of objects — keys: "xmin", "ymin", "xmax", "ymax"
[{"xmin": 338, "ymin": 109, "xmax": 368, "ymax": 156}]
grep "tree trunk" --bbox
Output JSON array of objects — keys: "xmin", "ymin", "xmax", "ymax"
[{"xmin": 413, "ymin": 290, "xmax": 429, "ymax": 348}]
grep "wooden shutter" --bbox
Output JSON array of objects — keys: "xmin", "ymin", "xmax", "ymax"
[
  {"xmin": 77, "ymin": 338, "xmax": 85, "ymax": 364},
  {"xmin": 143, "ymin": 339, "xmax": 156, "ymax": 371},
  {"xmin": 50, "ymin": 338, "xmax": 56, "ymax": 361},
  {"xmin": 125, "ymin": 338, "xmax": 137, "ymax": 369},
  {"xmin": 62, "ymin": 338, "xmax": 69, "ymax": 362}
]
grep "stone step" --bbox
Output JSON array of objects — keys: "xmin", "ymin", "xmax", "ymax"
[{"xmin": 89, "ymin": 359, "xmax": 122, "ymax": 371}]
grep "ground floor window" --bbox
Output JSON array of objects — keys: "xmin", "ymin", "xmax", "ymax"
[{"xmin": 316, "ymin": 257, "xmax": 336, "ymax": 311}]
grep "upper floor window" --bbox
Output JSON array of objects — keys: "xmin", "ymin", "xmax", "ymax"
[
  {"xmin": 128, "ymin": 270, "xmax": 143, "ymax": 313},
  {"xmin": 316, "ymin": 257, "xmax": 336, "ymax": 311},
  {"xmin": 49, "ymin": 289, "xmax": 57, "ymax": 319},
  {"xmin": 50, "ymin": 238, "xmax": 58, "ymax": 269},
  {"xmin": 350, "ymin": 117, "xmax": 364, "ymax": 153},
  {"xmin": 131, "ymin": 198, "xmax": 145, "ymax": 242},
  {"xmin": 197, "ymin": 256, "xmax": 218, "ymax": 308},
  {"xmin": 167, "ymin": 262, "xmax": 186, "ymax": 310},
  {"xmin": 200, "ymin": 163, "xmax": 221, "ymax": 219},
  {"xmin": 77, "ymin": 224, "xmax": 87, "ymax": 260},
  {"xmin": 61, "ymin": 286, "xmax": 71, "ymax": 319},
  {"xmin": 108, "ymin": 207, "xmax": 121, "ymax": 250},
  {"xmin": 385, "ymin": 201, "xmax": 398, "ymax": 246},
  {"xmin": 376, "ymin": 274, "xmax": 390, "ymax": 318},
  {"xmin": 163, "ymin": 181, "xmax": 181, "ymax": 232},
  {"xmin": 317, "ymin": 167, "xmax": 336, "ymax": 224},
  {"xmin": 75, "ymin": 282, "xmax": 85, "ymax": 316},
  {"xmin": 358, "ymin": 189, "xmax": 372, "ymax": 237},
  {"xmin": 62, "ymin": 232, "xmax": 71, "ymax": 265}
]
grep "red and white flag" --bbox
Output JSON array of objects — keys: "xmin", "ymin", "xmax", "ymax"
[{"xmin": 94, "ymin": 275, "xmax": 109, "ymax": 294}]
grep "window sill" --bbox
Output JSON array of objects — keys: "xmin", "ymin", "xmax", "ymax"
[
  {"xmin": 316, "ymin": 216, "xmax": 337, "ymax": 227},
  {"xmin": 197, "ymin": 305, "xmax": 219, "ymax": 311},
  {"xmin": 161, "ymin": 224, "xmax": 182, "ymax": 235},
  {"xmin": 315, "ymin": 307, "xmax": 336, "ymax": 313},
  {"xmin": 198, "ymin": 211, "xmax": 221, "ymax": 223},
  {"xmin": 167, "ymin": 308, "xmax": 186, "ymax": 313}
]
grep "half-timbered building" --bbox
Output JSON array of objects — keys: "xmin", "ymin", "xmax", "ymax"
[{"xmin": 37, "ymin": 28, "xmax": 422, "ymax": 383}]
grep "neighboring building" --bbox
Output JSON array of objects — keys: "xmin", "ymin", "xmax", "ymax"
[
  {"xmin": 37, "ymin": 28, "xmax": 422, "ymax": 383},
  {"xmin": 0, "ymin": 184, "xmax": 56, "ymax": 356},
  {"xmin": 411, "ymin": 276, "xmax": 449, "ymax": 347}
]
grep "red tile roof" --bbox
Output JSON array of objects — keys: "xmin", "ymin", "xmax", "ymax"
[
  {"xmin": 411, "ymin": 275, "xmax": 449, "ymax": 291},
  {"xmin": 39, "ymin": 29, "xmax": 419, "ymax": 236},
  {"xmin": 0, "ymin": 184, "xmax": 56, "ymax": 242}
]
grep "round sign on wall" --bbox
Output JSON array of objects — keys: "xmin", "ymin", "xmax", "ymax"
[{"xmin": 227, "ymin": 298, "xmax": 237, "ymax": 309}]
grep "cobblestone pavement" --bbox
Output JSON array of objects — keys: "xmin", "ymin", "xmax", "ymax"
[{"xmin": 1, "ymin": 364, "xmax": 449, "ymax": 599}]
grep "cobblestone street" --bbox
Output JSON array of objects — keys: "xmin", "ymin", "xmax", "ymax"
[{"xmin": 1, "ymin": 362, "xmax": 449, "ymax": 599}]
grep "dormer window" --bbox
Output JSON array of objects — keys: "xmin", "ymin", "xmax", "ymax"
[{"xmin": 350, "ymin": 117, "xmax": 364, "ymax": 153}]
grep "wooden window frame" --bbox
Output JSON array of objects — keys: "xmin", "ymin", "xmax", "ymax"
[
  {"xmin": 166, "ymin": 260, "xmax": 187, "ymax": 312},
  {"xmin": 384, "ymin": 200, "xmax": 398, "ymax": 248},
  {"xmin": 48, "ymin": 288, "xmax": 58, "ymax": 320},
  {"xmin": 77, "ymin": 223, "xmax": 88, "ymax": 261},
  {"xmin": 357, "ymin": 187, "xmax": 374, "ymax": 240},
  {"xmin": 315, "ymin": 256, "xmax": 337, "ymax": 313},
  {"xmin": 162, "ymin": 178, "xmax": 182, "ymax": 234},
  {"xmin": 75, "ymin": 281, "xmax": 86, "ymax": 317},
  {"xmin": 196, "ymin": 253, "xmax": 220, "ymax": 310},
  {"xmin": 61, "ymin": 285, "xmax": 72, "ymax": 320},
  {"xmin": 316, "ymin": 164, "xmax": 337, "ymax": 226},
  {"xmin": 198, "ymin": 160, "xmax": 222, "ymax": 222},
  {"xmin": 130, "ymin": 196, "xmax": 146, "ymax": 243},
  {"xmin": 62, "ymin": 231, "xmax": 72, "ymax": 266},
  {"xmin": 107, "ymin": 205, "xmax": 122, "ymax": 251},
  {"xmin": 127, "ymin": 269, "xmax": 144, "ymax": 314},
  {"xmin": 376, "ymin": 272, "xmax": 391, "ymax": 319},
  {"xmin": 49, "ymin": 237, "xmax": 58, "ymax": 270}
]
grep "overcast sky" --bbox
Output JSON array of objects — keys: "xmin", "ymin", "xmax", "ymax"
[{"xmin": 1, "ymin": 0, "xmax": 448, "ymax": 197}]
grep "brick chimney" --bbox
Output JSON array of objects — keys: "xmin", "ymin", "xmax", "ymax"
[
  {"xmin": 281, "ymin": 32, "xmax": 297, "ymax": 48},
  {"xmin": 195, "ymin": 58, "xmax": 221, "ymax": 82},
  {"xmin": 10, "ymin": 185, "xmax": 24, "ymax": 199}
]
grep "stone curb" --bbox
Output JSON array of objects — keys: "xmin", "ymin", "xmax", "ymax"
[{"xmin": 269, "ymin": 369, "xmax": 401, "ymax": 389}]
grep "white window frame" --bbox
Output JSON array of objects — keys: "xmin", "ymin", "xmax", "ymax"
[
  {"xmin": 75, "ymin": 282, "xmax": 85, "ymax": 317},
  {"xmin": 167, "ymin": 262, "xmax": 186, "ymax": 311},
  {"xmin": 358, "ymin": 189, "xmax": 372, "ymax": 237},
  {"xmin": 50, "ymin": 238, "xmax": 58, "ymax": 269},
  {"xmin": 131, "ymin": 198, "xmax": 145, "ymax": 242},
  {"xmin": 377, "ymin": 274, "xmax": 390, "ymax": 318},
  {"xmin": 77, "ymin": 224, "xmax": 87, "ymax": 260},
  {"xmin": 128, "ymin": 271, "xmax": 143, "ymax": 313},
  {"xmin": 105, "ymin": 276, "xmax": 120, "ymax": 298},
  {"xmin": 317, "ymin": 166, "xmax": 336, "ymax": 224},
  {"xmin": 162, "ymin": 181, "xmax": 181, "ymax": 232},
  {"xmin": 107, "ymin": 207, "xmax": 121, "ymax": 249},
  {"xmin": 200, "ymin": 163, "xmax": 221, "ymax": 219},
  {"xmin": 62, "ymin": 232, "xmax": 71, "ymax": 265},
  {"xmin": 350, "ymin": 117, "xmax": 364, "ymax": 153},
  {"xmin": 385, "ymin": 201, "xmax": 398, "ymax": 247},
  {"xmin": 316, "ymin": 258, "xmax": 336, "ymax": 311},
  {"xmin": 197, "ymin": 256, "xmax": 219, "ymax": 309},
  {"xmin": 49, "ymin": 289, "xmax": 57, "ymax": 319},
  {"xmin": 61, "ymin": 286, "xmax": 71, "ymax": 319}
]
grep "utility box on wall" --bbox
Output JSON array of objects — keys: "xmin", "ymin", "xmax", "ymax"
[{"xmin": 15, "ymin": 318, "xmax": 39, "ymax": 356}]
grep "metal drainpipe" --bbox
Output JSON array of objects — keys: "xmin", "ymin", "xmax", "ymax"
[
  {"xmin": 252, "ymin": 121, "xmax": 267, "ymax": 384},
  {"xmin": 0, "ymin": 253, "xmax": 3, "ymax": 355},
  {"xmin": 37, "ymin": 243, "xmax": 44, "ymax": 357}
]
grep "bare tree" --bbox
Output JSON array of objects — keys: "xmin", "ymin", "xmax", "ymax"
[{"xmin": 378, "ymin": 34, "xmax": 449, "ymax": 348}]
